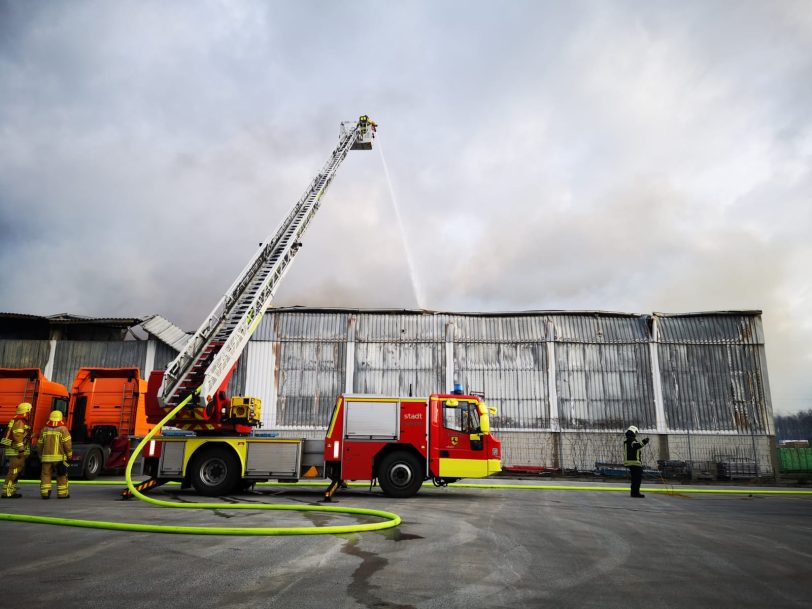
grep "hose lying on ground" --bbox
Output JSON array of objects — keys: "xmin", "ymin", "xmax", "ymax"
[{"xmin": 0, "ymin": 391, "xmax": 401, "ymax": 536}]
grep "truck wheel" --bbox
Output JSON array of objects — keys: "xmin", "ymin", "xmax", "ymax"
[
  {"xmin": 82, "ymin": 448, "xmax": 103, "ymax": 480},
  {"xmin": 378, "ymin": 451, "xmax": 423, "ymax": 498},
  {"xmin": 190, "ymin": 446, "xmax": 239, "ymax": 496}
]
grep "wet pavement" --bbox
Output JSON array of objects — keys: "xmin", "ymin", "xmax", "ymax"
[{"xmin": 0, "ymin": 478, "xmax": 809, "ymax": 609}]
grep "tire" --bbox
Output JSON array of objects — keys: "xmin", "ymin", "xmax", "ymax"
[
  {"xmin": 82, "ymin": 448, "xmax": 103, "ymax": 480},
  {"xmin": 189, "ymin": 446, "xmax": 240, "ymax": 496},
  {"xmin": 378, "ymin": 451, "xmax": 423, "ymax": 498}
]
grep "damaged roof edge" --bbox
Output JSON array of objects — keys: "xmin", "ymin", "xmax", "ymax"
[{"xmin": 140, "ymin": 315, "xmax": 191, "ymax": 352}]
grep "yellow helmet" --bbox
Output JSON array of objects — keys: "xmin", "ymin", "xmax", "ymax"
[
  {"xmin": 16, "ymin": 402, "xmax": 32, "ymax": 415},
  {"xmin": 49, "ymin": 411, "xmax": 63, "ymax": 423}
]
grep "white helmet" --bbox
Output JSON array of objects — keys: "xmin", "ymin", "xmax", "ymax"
[{"xmin": 627, "ymin": 425, "xmax": 639, "ymax": 435}]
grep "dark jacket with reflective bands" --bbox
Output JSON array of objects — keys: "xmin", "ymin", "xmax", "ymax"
[{"xmin": 623, "ymin": 436, "xmax": 648, "ymax": 466}]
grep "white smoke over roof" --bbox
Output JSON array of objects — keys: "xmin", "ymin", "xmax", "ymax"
[{"xmin": 0, "ymin": 1, "xmax": 810, "ymax": 414}]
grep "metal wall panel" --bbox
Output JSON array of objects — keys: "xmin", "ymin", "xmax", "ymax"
[
  {"xmin": 659, "ymin": 343, "xmax": 770, "ymax": 433},
  {"xmin": 275, "ymin": 341, "xmax": 346, "ymax": 427},
  {"xmin": 355, "ymin": 313, "xmax": 447, "ymax": 342},
  {"xmin": 152, "ymin": 342, "xmax": 180, "ymax": 373},
  {"xmin": 551, "ymin": 314, "xmax": 650, "ymax": 343},
  {"xmin": 354, "ymin": 342, "xmax": 444, "ymax": 396},
  {"xmin": 244, "ymin": 341, "xmax": 277, "ymax": 429},
  {"xmin": 454, "ymin": 342, "xmax": 549, "ymax": 429},
  {"xmin": 0, "ymin": 339, "xmax": 51, "ymax": 369},
  {"xmin": 253, "ymin": 311, "xmax": 349, "ymax": 341},
  {"xmin": 51, "ymin": 341, "xmax": 148, "ymax": 388},
  {"xmin": 556, "ymin": 343, "xmax": 655, "ymax": 430},
  {"xmin": 451, "ymin": 315, "xmax": 549, "ymax": 343},
  {"xmin": 657, "ymin": 313, "xmax": 764, "ymax": 345}
]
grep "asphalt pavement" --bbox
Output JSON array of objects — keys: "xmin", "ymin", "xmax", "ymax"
[{"xmin": 0, "ymin": 478, "xmax": 809, "ymax": 609}]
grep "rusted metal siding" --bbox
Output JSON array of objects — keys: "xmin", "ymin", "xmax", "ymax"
[{"xmin": 0, "ymin": 339, "xmax": 51, "ymax": 369}]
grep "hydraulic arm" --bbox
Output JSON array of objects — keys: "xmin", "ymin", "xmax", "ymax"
[{"xmin": 147, "ymin": 116, "xmax": 377, "ymax": 432}]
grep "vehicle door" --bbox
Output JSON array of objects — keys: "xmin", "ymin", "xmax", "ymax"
[{"xmin": 435, "ymin": 398, "xmax": 488, "ymax": 479}]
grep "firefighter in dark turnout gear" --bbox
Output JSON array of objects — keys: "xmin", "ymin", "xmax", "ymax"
[
  {"xmin": 39, "ymin": 410, "xmax": 73, "ymax": 499},
  {"xmin": 2, "ymin": 402, "xmax": 32, "ymax": 498},
  {"xmin": 623, "ymin": 425, "xmax": 649, "ymax": 498}
]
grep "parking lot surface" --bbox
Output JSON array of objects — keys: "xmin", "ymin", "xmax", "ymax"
[{"xmin": 1, "ymin": 479, "xmax": 809, "ymax": 609}]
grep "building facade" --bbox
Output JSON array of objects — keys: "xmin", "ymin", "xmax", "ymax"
[{"xmin": 0, "ymin": 309, "xmax": 776, "ymax": 475}]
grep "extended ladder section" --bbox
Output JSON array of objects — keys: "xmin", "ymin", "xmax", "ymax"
[{"xmin": 159, "ymin": 116, "xmax": 377, "ymax": 409}]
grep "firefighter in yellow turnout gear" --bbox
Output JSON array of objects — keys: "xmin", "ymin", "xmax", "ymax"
[
  {"xmin": 2, "ymin": 402, "xmax": 32, "ymax": 498},
  {"xmin": 39, "ymin": 411, "xmax": 73, "ymax": 499}
]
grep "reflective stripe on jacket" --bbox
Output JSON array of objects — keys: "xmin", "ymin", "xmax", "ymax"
[
  {"xmin": 2, "ymin": 417, "xmax": 31, "ymax": 457},
  {"xmin": 38, "ymin": 424, "xmax": 72, "ymax": 463},
  {"xmin": 623, "ymin": 437, "xmax": 644, "ymax": 466}
]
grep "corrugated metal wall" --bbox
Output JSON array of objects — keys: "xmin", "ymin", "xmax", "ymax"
[
  {"xmin": 51, "ymin": 341, "xmax": 148, "ymax": 388},
  {"xmin": 251, "ymin": 312, "xmax": 348, "ymax": 428},
  {"xmin": 556, "ymin": 343, "xmax": 654, "ymax": 430},
  {"xmin": 0, "ymin": 310, "xmax": 776, "ymax": 473},
  {"xmin": 276, "ymin": 341, "xmax": 345, "ymax": 427},
  {"xmin": 0, "ymin": 339, "xmax": 51, "ymax": 369},
  {"xmin": 551, "ymin": 314, "xmax": 655, "ymax": 430},
  {"xmin": 353, "ymin": 312, "xmax": 445, "ymax": 397},
  {"xmin": 153, "ymin": 342, "xmax": 181, "ymax": 373},
  {"xmin": 250, "ymin": 310, "xmax": 772, "ymax": 437},
  {"xmin": 657, "ymin": 314, "xmax": 771, "ymax": 434}
]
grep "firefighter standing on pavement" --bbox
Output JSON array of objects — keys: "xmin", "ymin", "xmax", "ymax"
[
  {"xmin": 623, "ymin": 425, "xmax": 650, "ymax": 498},
  {"xmin": 39, "ymin": 411, "xmax": 72, "ymax": 499},
  {"xmin": 1, "ymin": 402, "xmax": 32, "ymax": 498}
]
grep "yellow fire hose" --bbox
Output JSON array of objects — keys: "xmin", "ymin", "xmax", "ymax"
[
  {"xmin": 0, "ymin": 391, "xmax": 402, "ymax": 536},
  {"xmin": 2, "ymin": 392, "xmax": 810, "ymax": 535}
]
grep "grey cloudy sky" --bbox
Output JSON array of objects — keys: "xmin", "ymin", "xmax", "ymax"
[{"xmin": 1, "ymin": 1, "xmax": 810, "ymax": 414}]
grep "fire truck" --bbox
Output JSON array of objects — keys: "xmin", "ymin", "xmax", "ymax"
[
  {"xmin": 126, "ymin": 116, "xmax": 501, "ymax": 498},
  {"xmin": 0, "ymin": 367, "xmax": 149, "ymax": 479},
  {"xmin": 323, "ymin": 393, "xmax": 500, "ymax": 498}
]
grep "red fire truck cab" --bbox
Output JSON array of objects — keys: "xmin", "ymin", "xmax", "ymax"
[{"xmin": 324, "ymin": 393, "xmax": 502, "ymax": 498}]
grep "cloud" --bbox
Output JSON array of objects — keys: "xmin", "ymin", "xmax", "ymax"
[{"xmin": 0, "ymin": 1, "xmax": 810, "ymax": 414}]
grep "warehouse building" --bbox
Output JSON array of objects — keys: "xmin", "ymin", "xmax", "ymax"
[{"xmin": 0, "ymin": 308, "xmax": 776, "ymax": 476}]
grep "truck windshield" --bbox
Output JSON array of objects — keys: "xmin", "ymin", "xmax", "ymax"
[{"xmin": 443, "ymin": 401, "xmax": 480, "ymax": 433}]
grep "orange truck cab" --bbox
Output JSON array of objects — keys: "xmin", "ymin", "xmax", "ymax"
[
  {"xmin": 0, "ymin": 368, "xmax": 69, "ymax": 473},
  {"xmin": 67, "ymin": 368, "xmax": 150, "ymax": 478},
  {"xmin": 0, "ymin": 367, "xmax": 150, "ymax": 479}
]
